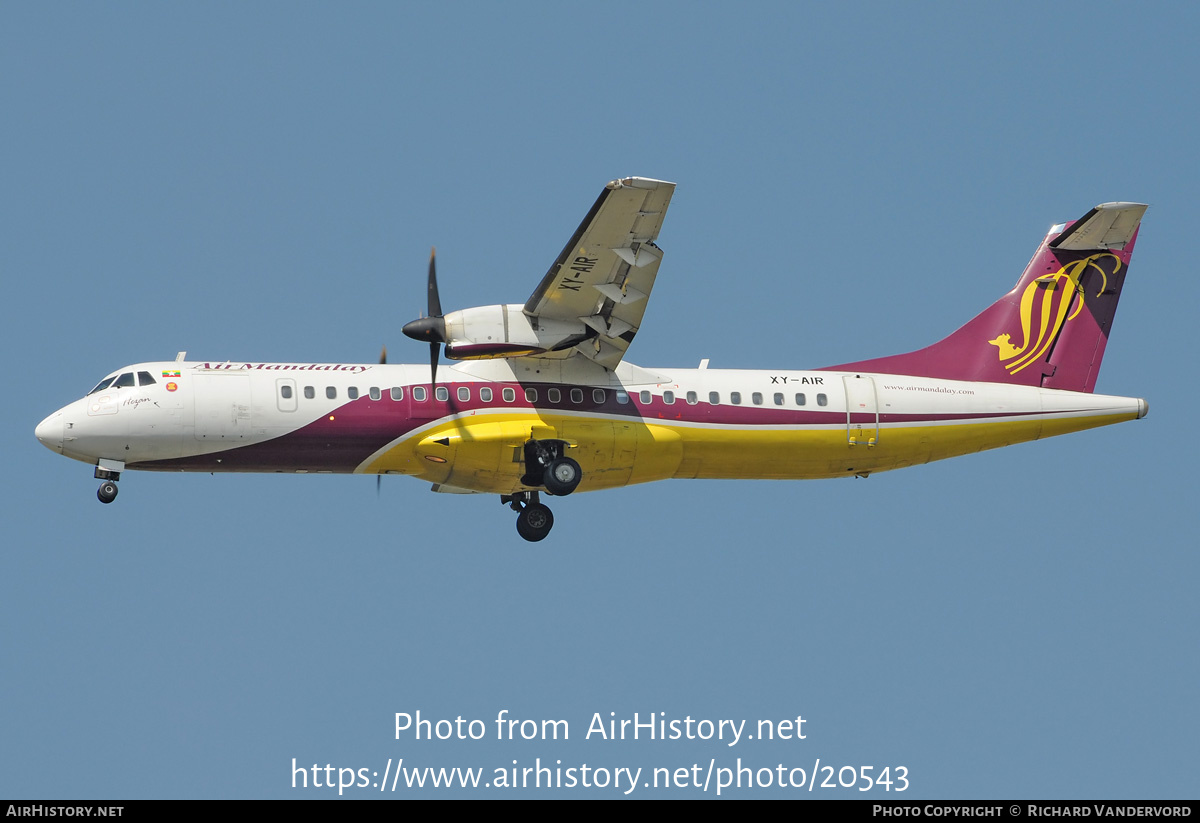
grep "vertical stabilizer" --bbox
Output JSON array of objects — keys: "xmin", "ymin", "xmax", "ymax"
[{"xmin": 824, "ymin": 202, "xmax": 1146, "ymax": 393}]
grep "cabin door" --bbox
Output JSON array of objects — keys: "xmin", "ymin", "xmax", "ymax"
[{"xmin": 842, "ymin": 374, "xmax": 879, "ymax": 447}]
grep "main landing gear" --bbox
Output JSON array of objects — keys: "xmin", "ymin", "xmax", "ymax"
[
  {"xmin": 501, "ymin": 439, "xmax": 583, "ymax": 542},
  {"xmin": 521, "ymin": 439, "xmax": 581, "ymax": 496},
  {"xmin": 94, "ymin": 463, "xmax": 121, "ymax": 504},
  {"xmin": 505, "ymin": 492, "xmax": 554, "ymax": 542}
]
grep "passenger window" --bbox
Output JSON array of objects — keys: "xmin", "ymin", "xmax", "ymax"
[
  {"xmin": 730, "ymin": 392, "xmax": 742, "ymax": 405},
  {"xmin": 137, "ymin": 371, "xmax": 157, "ymax": 386},
  {"xmin": 413, "ymin": 386, "xmax": 427, "ymax": 401},
  {"xmin": 114, "ymin": 373, "xmax": 136, "ymax": 389},
  {"xmin": 752, "ymin": 392, "xmax": 763, "ymax": 405},
  {"xmin": 795, "ymin": 393, "xmax": 806, "ymax": 406},
  {"xmin": 458, "ymin": 387, "xmax": 470, "ymax": 402},
  {"xmin": 570, "ymin": 388, "xmax": 583, "ymax": 404},
  {"xmin": 548, "ymin": 388, "xmax": 561, "ymax": 403},
  {"xmin": 481, "ymin": 387, "xmax": 493, "ymax": 402},
  {"xmin": 773, "ymin": 393, "xmax": 784, "ymax": 406},
  {"xmin": 304, "ymin": 386, "xmax": 315, "ymax": 399},
  {"xmin": 391, "ymin": 387, "xmax": 403, "ymax": 401},
  {"xmin": 524, "ymin": 388, "xmax": 537, "ymax": 402},
  {"xmin": 281, "ymin": 385, "xmax": 293, "ymax": 399},
  {"xmin": 663, "ymin": 391, "xmax": 675, "ymax": 404},
  {"xmin": 686, "ymin": 391, "xmax": 698, "ymax": 405},
  {"xmin": 348, "ymin": 387, "xmax": 359, "ymax": 400},
  {"xmin": 370, "ymin": 387, "xmax": 381, "ymax": 401},
  {"xmin": 435, "ymin": 386, "xmax": 449, "ymax": 402},
  {"xmin": 817, "ymin": 393, "xmax": 828, "ymax": 406},
  {"xmin": 502, "ymin": 388, "xmax": 515, "ymax": 402},
  {"xmin": 639, "ymin": 390, "xmax": 651, "ymax": 404},
  {"xmin": 615, "ymin": 391, "xmax": 629, "ymax": 404},
  {"xmin": 593, "ymin": 389, "xmax": 605, "ymax": 403},
  {"xmin": 326, "ymin": 387, "xmax": 337, "ymax": 399},
  {"xmin": 709, "ymin": 391, "xmax": 720, "ymax": 405}
]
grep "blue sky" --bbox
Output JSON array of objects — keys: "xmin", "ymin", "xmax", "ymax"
[{"xmin": 3, "ymin": 2, "xmax": 1197, "ymax": 798}]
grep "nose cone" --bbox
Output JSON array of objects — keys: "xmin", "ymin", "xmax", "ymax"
[{"xmin": 35, "ymin": 411, "xmax": 64, "ymax": 454}]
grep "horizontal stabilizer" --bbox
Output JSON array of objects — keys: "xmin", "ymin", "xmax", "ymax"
[{"xmin": 1050, "ymin": 202, "xmax": 1147, "ymax": 251}]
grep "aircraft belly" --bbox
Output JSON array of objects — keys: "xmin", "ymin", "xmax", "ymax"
[{"xmin": 674, "ymin": 408, "xmax": 1138, "ymax": 480}]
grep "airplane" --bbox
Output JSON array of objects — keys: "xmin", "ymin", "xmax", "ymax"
[{"xmin": 35, "ymin": 177, "xmax": 1148, "ymax": 542}]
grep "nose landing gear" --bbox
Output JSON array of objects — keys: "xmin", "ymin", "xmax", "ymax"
[
  {"xmin": 97, "ymin": 480, "xmax": 118, "ymax": 504},
  {"xmin": 94, "ymin": 461, "xmax": 122, "ymax": 504}
]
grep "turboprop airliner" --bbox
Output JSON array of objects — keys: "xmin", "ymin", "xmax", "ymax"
[{"xmin": 35, "ymin": 178, "xmax": 1148, "ymax": 541}]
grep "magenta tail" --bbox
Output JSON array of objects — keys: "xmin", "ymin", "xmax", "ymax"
[{"xmin": 826, "ymin": 202, "xmax": 1147, "ymax": 393}]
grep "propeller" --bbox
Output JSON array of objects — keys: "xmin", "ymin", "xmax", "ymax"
[{"xmin": 401, "ymin": 247, "xmax": 446, "ymax": 388}]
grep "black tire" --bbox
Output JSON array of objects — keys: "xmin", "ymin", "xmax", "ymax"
[
  {"xmin": 97, "ymin": 481, "xmax": 118, "ymax": 504},
  {"xmin": 516, "ymin": 503, "xmax": 554, "ymax": 542},
  {"xmin": 542, "ymin": 457, "xmax": 582, "ymax": 496}
]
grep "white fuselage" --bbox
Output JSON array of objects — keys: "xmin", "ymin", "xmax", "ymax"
[{"xmin": 35, "ymin": 358, "xmax": 1146, "ymax": 494}]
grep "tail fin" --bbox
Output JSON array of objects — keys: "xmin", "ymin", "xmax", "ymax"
[{"xmin": 826, "ymin": 202, "xmax": 1147, "ymax": 393}]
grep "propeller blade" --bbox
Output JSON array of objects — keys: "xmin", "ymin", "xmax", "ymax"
[
  {"xmin": 376, "ymin": 474, "xmax": 381, "ymax": 497},
  {"xmin": 427, "ymin": 247, "xmax": 441, "ymax": 317},
  {"xmin": 379, "ymin": 344, "xmax": 387, "ymax": 365},
  {"xmin": 400, "ymin": 246, "xmax": 446, "ymax": 389},
  {"xmin": 428, "ymin": 247, "xmax": 441, "ymax": 387},
  {"xmin": 402, "ymin": 248, "xmax": 447, "ymax": 346}
]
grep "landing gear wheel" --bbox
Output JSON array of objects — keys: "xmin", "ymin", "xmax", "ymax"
[
  {"xmin": 97, "ymin": 481, "xmax": 118, "ymax": 504},
  {"xmin": 542, "ymin": 457, "xmax": 581, "ymax": 496},
  {"xmin": 516, "ymin": 503, "xmax": 554, "ymax": 542}
]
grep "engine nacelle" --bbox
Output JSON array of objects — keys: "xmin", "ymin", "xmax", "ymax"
[{"xmin": 442, "ymin": 304, "xmax": 588, "ymax": 360}]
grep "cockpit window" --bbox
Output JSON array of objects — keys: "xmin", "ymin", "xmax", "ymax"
[
  {"xmin": 88, "ymin": 376, "xmax": 117, "ymax": 395},
  {"xmin": 137, "ymin": 371, "xmax": 157, "ymax": 386},
  {"xmin": 113, "ymin": 372, "xmax": 136, "ymax": 388}
]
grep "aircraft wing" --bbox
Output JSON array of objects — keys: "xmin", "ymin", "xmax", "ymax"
[{"xmin": 523, "ymin": 177, "xmax": 675, "ymax": 369}]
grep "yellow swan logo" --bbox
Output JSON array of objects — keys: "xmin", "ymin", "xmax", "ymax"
[{"xmin": 987, "ymin": 253, "xmax": 1119, "ymax": 375}]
